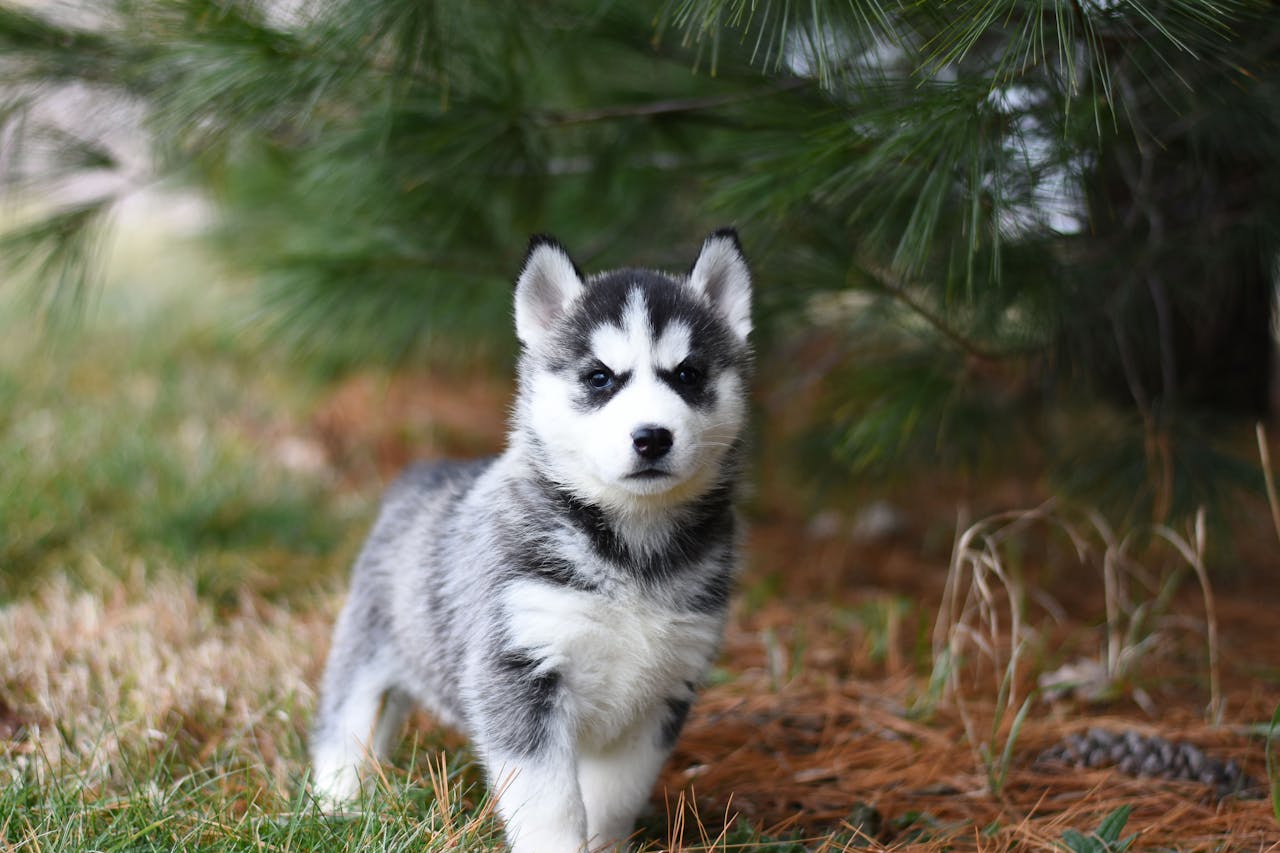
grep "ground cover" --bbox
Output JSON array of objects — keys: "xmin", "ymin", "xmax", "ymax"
[{"xmin": 2, "ymin": 221, "xmax": 1277, "ymax": 850}]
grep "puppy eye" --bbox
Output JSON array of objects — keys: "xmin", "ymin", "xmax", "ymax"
[
  {"xmin": 586, "ymin": 368, "xmax": 614, "ymax": 389},
  {"xmin": 676, "ymin": 364, "xmax": 702, "ymax": 385}
]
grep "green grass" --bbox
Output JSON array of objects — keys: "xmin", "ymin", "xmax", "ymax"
[
  {"xmin": 1059, "ymin": 805, "xmax": 1137, "ymax": 853},
  {"xmin": 0, "ymin": 218, "xmax": 367, "ymax": 603},
  {"xmin": 3, "ymin": 747, "xmax": 504, "ymax": 851},
  {"xmin": 1267, "ymin": 703, "xmax": 1280, "ymax": 824}
]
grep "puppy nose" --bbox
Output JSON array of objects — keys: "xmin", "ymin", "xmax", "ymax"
[{"xmin": 631, "ymin": 426, "xmax": 673, "ymax": 460}]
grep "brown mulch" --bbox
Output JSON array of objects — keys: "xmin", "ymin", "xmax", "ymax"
[{"xmin": 660, "ymin": 592, "xmax": 1278, "ymax": 849}]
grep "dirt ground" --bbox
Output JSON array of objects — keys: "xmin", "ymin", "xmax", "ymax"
[{"xmin": 312, "ymin": 368, "xmax": 1280, "ymax": 850}]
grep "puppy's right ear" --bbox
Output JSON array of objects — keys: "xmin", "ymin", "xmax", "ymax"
[{"xmin": 514, "ymin": 235, "xmax": 585, "ymax": 348}]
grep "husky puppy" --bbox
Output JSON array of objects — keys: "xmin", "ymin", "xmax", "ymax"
[{"xmin": 311, "ymin": 230, "xmax": 753, "ymax": 852}]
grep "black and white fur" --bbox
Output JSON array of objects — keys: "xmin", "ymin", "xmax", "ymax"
[{"xmin": 311, "ymin": 230, "xmax": 753, "ymax": 852}]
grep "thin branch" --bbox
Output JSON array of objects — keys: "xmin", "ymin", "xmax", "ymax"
[
  {"xmin": 540, "ymin": 76, "xmax": 812, "ymax": 126},
  {"xmin": 1257, "ymin": 422, "xmax": 1280, "ymax": 548},
  {"xmin": 1146, "ymin": 271, "xmax": 1177, "ymax": 415},
  {"xmin": 1108, "ymin": 305, "xmax": 1151, "ymax": 416},
  {"xmin": 858, "ymin": 260, "xmax": 1021, "ymax": 363}
]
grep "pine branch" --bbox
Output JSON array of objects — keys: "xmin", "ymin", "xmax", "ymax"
[{"xmin": 0, "ymin": 197, "xmax": 115, "ymax": 327}]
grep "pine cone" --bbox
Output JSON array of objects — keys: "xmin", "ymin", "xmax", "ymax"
[{"xmin": 1035, "ymin": 728, "xmax": 1260, "ymax": 798}]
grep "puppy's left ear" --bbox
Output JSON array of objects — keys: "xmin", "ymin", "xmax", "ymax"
[{"xmin": 688, "ymin": 228, "xmax": 752, "ymax": 342}]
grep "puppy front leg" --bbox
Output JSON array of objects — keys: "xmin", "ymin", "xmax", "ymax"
[
  {"xmin": 579, "ymin": 698, "xmax": 688, "ymax": 850},
  {"xmin": 472, "ymin": 647, "xmax": 585, "ymax": 852},
  {"xmin": 487, "ymin": 749, "xmax": 587, "ymax": 853}
]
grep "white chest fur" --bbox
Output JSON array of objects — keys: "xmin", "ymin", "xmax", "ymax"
[{"xmin": 502, "ymin": 580, "xmax": 720, "ymax": 748}]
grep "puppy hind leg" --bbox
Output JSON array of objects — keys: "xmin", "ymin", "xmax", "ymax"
[
  {"xmin": 371, "ymin": 686, "xmax": 414, "ymax": 760},
  {"xmin": 310, "ymin": 667, "xmax": 387, "ymax": 806},
  {"xmin": 311, "ymin": 595, "xmax": 397, "ymax": 806}
]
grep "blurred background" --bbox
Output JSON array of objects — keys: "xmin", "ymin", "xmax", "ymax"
[
  {"xmin": 3, "ymin": 2, "xmax": 1280, "ymax": 847},
  {"xmin": 3, "ymin": 0, "xmax": 1278, "ymax": 594}
]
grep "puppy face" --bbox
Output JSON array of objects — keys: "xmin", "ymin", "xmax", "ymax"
[{"xmin": 514, "ymin": 233, "xmax": 752, "ymax": 511}]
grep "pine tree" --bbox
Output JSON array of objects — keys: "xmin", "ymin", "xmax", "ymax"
[{"xmin": 2, "ymin": 0, "xmax": 1275, "ymax": 521}]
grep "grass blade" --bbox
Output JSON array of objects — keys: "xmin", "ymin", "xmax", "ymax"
[{"xmin": 1267, "ymin": 702, "xmax": 1280, "ymax": 825}]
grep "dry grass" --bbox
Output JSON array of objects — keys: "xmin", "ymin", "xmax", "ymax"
[
  {"xmin": 0, "ymin": 573, "xmax": 511, "ymax": 850},
  {"xmin": 0, "ymin": 571, "xmax": 332, "ymax": 791}
]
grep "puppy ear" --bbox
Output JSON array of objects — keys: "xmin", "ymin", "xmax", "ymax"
[
  {"xmin": 514, "ymin": 235, "xmax": 585, "ymax": 348},
  {"xmin": 688, "ymin": 228, "xmax": 752, "ymax": 341}
]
